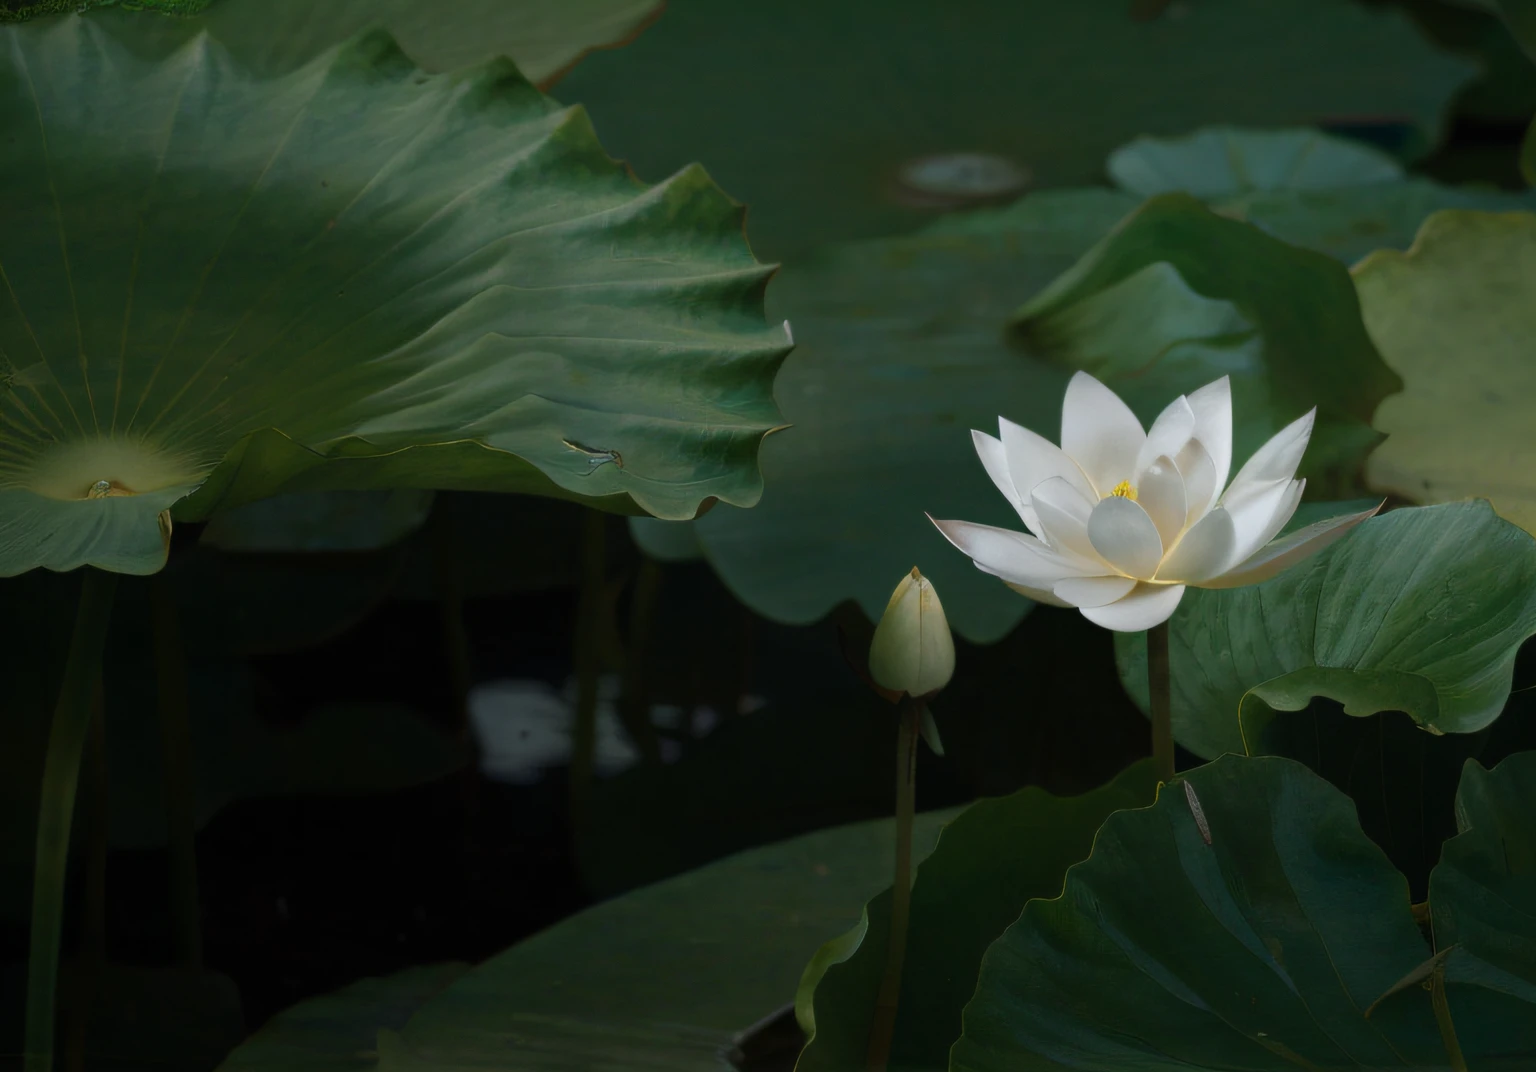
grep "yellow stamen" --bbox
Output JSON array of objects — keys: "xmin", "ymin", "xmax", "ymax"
[{"xmin": 1111, "ymin": 480, "xmax": 1138, "ymax": 501}]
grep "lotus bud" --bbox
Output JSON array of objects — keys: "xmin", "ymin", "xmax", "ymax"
[{"xmin": 869, "ymin": 567, "xmax": 955, "ymax": 700}]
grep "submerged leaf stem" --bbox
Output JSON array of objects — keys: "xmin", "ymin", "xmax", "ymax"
[{"xmin": 24, "ymin": 569, "xmax": 118, "ymax": 1072}]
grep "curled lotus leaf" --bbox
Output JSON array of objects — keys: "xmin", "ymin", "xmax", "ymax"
[{"xmin": 0, "ymin": 17, "xmax": 790, "ymax": 576}]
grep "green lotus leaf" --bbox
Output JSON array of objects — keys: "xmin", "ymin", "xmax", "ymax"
[
  {"xmin": 1097, "ymin": 124, "xmax": 1536, "ymax": 265},
  {"xmin": 1107, "ymin": 126, "xmax": 1404, "ymax": 200},
  {"xmin": 100, "ymin": 0, "xmax": 663, "ymax": 85},
  {"xmin": 212, "ymin": 807, "xmax": 964, "ymax": 1070},
  {"xmin": 0, "ymin": 17, "xmax": 790, "ymax": 577},
  {"xmin": 553, "ymin": 0, "xmax": 1474, "ymax": 259},
  {"xmin": 1229, "ymin": 179, "xmax": 1536, "ymax": 265},
  {"xmin": 1358, "ymin": 210, "xmax": 1536, "ymax": 534},
  {"xmin": 952, "ymin": 754, "xmax": 1515, "ymax": 1071},
  {"xmin": 1431, "ymin": 751, "xmax": 1536, "ymax": 1041},
  {"xmin": 2, "ymin": 0, "xmax": 207, "ymax": 18},
  {"xmin": 794, "ymin": 760, "xmax": 1158, "ymax": 1072},
  {"xmin": 1116, "ymin": 501, "xmax": 1536, "ymax": 759},
  {"xmin": 1012, "ymin": 193, "xmax": 1401, "ymax": 485}
]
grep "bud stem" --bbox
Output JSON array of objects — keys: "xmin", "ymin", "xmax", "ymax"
[
  {"xmin": 867, "ymin": 696, "xmax": 921, "ymax": 1072},
  {"xmin": 1147, "ymin": 621, "xmax": 1175, "ymax": 783}
]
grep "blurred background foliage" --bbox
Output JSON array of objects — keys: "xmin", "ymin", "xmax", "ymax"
[{"xmin": 1, "ymin": 0, "xmax": 1535, "ymax": 1069}]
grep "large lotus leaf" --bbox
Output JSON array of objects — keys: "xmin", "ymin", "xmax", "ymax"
[
  {"xmin": 635, "ymin": 189, "xmax": 1405, "ymax": 643},
  {"xmin": 3, "ymin": 0, "xmax": 207, "ymax": 16},
  {"xmin": 1106, "ymin": 126, "xmax": 1404, "ymax": 200},
  {"xmin": 1098, "ymin": 124, "xmax": 1536, "ymax": 265},
  {"xmin": 0, "ymin": 17, "xmax": 790, "ymax": 577},
  {"xmin": 1231, "ymin": 179, "xmax": 1536, "ymax": 265},
  {"xmin": 1012, "ymin": 193, "xmax": 1401, "ymax": 484},
  {"xmin": 553, "ymin": 0, "xmax": 1474, "ymax": 260},
  {"xmin": 110, "ymin": 0, "xmax": 664, "ymax": 85},
  {"xmin": 952, "ymin": 755, "xmax": 1489, "ymax": 1071},
  {"xmin": 1430, "ymin": 751, "xmax": 1536, "ymax": 1043},
  {"xmin": 795, "ymin": 760, "xmax": 1158, "ymax": 1072},
  {"xmin": 361, "ymin": 807, "xmax": 963, "ymax": 1069},
  {"xmin": 1356, "ymin": 210, "xmax": 1536, "ymax": 534},
  {"xmin": 1116, "ymin": 501, "xmax": 1536, "ymax": 761}
]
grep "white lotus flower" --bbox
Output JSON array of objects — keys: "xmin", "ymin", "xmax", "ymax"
[{"xmin": 930, "ymin": 372, "xmax": 1380, "ymax": 632}]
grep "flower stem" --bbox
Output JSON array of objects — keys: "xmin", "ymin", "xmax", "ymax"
[
  {"xmin": 150, "ymin": 575, "xmax": 202, "ymax": 969},
  {"xmin": 1147, "ymin": 621, "xmax": 1175, "ymax": 783},
  {"xmin": 26, "ymin": 568, "xmax": 118, "ymax": 1072},
  {"xmin": 867, "ymin": 697, "xmax": 921, "ymax": 1072}
]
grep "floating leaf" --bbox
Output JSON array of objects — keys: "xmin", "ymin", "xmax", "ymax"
[
  {"xmin": 1099, "ymin": 125, "xmax": 1536, "ymax": 265},
  {"xmin": 554, "ymin": 0, "xmax": 1474, "ymax": 258},
  {"xmin": 1012, "ymin": 193, "xmax": 1401, "ymax": 484},
  {"xmin": 0, "ymin": 17, "xmax": 790, "ymax": 576},
  {"xmin": 1357, "ymin": 210, "xmax": 1536, "ymax": 533},
  {"xmin": 1231, "ymin": 179, "xmax": 1536, "ymax": 265},
  {"xmin": 1107, "ymin": 126, "xmax": 1404, "ymax": 200},
  {"xmin": 795, "ymin": 760, "xmax": 1158, "ymax": 1072},
  {"xmin": 1116, "ymin": 502, "xmax": 1536, "ymax": 759}
]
